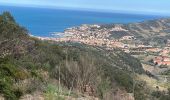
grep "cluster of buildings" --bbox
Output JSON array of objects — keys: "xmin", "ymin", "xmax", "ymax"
[
  {"xmin": 120, "ymin": 35, "xmax": 136, "ymax": 41},
  {"xmin": 153, "ymin": 56, "xmax": 170, "ymax": 66},
  {"xmin": 64, "ymin": 24, "xmax": 110, "ymax": 39},
  {"xmin": 34, "ymin": 24, "xmax": 170, "ymax": 67},
  {"xmin": 153, "ymin": 47, "xmax": 170, "ymax": 66},
  {"xmin": 110, "ymin": 25, "xmax": 128, "ymax": 32},
  {"xmin": 44, "ymin": 24, "xmax": 133, "ymax": 49}
]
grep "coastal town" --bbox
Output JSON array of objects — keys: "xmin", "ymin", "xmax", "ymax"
[
  {"xmin": 35, "ymin": 24, "xmax": 170, "ymax": 74},
  {"xmin": 36, "ymin": 24, "xmax": 135, "ymax": 49},
  {"xmin": 1, "ymin": 0, "xmax": 170, "ymax": 99}
]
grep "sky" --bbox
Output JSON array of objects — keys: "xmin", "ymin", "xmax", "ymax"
[{"xmin": 0, "ymin": 0, "xmax": 170, "ymax": 15}]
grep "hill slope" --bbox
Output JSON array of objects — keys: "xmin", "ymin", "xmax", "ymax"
[
  {"xmin": 0, "ymin": 12, "xmax": 148, "ymax": 100},
  {"xmin": 105, "ymin": 18, "xmax": 170, "ymax": 45}
]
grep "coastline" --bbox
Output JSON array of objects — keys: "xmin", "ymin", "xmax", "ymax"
[
  {"xmin": 31, "ymin": 17, "xmax": 170, "ymax": 53},
  {"xmin": 30, "ymin": 24, "xmax": 135, "ymax": 50},
  {"xmin": 0, "ymin": 5, "xmax": 165, "ymax": 37}
]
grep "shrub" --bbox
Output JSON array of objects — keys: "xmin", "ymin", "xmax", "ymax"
[
  {"xmin": 151, "ymin": 91, "xmax": 162, "ymax": 98},
  {"xmin": 44, "ymin": 84, "xmax": 65, "ymax": 100},
  {"xmin": 97, "ymin": 78, "xmax": 111, "ymax": 99}
]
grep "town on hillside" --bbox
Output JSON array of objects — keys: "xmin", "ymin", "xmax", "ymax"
[{"xmin": 35, "ymin": 24, "xmax": 170, "ymax": 84}]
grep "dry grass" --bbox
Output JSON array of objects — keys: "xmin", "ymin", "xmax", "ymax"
[{"xmin": 137, "ymin": 74, "xmax": 168, "ymax": 91}]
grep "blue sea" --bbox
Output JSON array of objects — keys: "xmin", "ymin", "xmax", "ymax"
[{"xmin": 0, "ymin": 5, "xmax": 165, "ymax": 37}]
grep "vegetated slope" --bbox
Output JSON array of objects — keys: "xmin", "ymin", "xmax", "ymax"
[
  {"xmin": 0, "ymin": 12, "xmax": 145, "ymax": 100},
  {"xmin": 102, "ymin": 18, "xmax": 170, "ymax": 45},
  {"xmin": 127, "ymin": 18, "xmax": 170, "ymax": 45}
]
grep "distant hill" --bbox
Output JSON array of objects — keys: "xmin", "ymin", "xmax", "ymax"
[
  {"xmin": 103, "ymin": 18, "xmax": 170, "ymax": 45},
  {"xmin": 0, "ymin": 12, "xmax": 148, "ymax": 100},
  {"xmin": 63, "ymin": 17, "xmax": 170, "ymax": 47}
]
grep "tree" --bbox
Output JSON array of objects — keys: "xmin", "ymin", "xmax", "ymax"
[{"xmin": 2, "ymin": 12, "xmax": 15, "ymax": 22}]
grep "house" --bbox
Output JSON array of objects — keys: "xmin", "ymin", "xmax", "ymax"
[
  {"xmin": 120, "ymin": 35, "xmax": 135, "ymax": 41},
  {"xmin": 159, "ymin": 47, "xmax": 170, "ymax": 56},
  {"xmin": 153, "ymin": 56, "xmax": 170, "ymax": 66},
  {"xmin": 161, "ymin": 61, "xmax": 170, "ymax": 66},
  {"xmin": 146, "ymin": 48, "xmax": 161, "ymax": 52}
]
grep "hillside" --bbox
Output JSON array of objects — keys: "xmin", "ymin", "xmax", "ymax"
[
  {"xmin": 0, "ymin": 12, "xmax": 150, "ymax": 100},
  {"xmin": 104, "ymin": 18, "xmax": 170, "ymax": 45},
  {"xmin": 62, "ymin": 17, "xmax": 170, "ymax": 47},
  {"xmin": 2, "ymin": 12, "xmax": 170, "ymax": 100}
]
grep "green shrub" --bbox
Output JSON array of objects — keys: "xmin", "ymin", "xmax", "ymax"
[
  {"xmin": 44, "ymin": 84, "xmax": 65, "ymax": 100},
  {"xmin": 151, "ymin": 91, "xmax": 162, "ymax": 98},
  {"xmin": 113, "ymin": 70, "xmax": 133, "ymax": 92},
  {"xmin": 134, "ymin": 81, "xmax": 148, "ymax": 100},
  {"xmin": 97, "ymin": 78, "xmax": 111, "ymax": 99}
]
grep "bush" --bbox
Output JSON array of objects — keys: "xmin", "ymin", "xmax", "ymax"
[
  {"xmin": 97, "ymin": 78, "xmax": 111, "ymax": 99},
  {"xmin": 113, "ymin": 70, "xmax": 133, "ymax": 92},
  {"xmin": 0, "ymin": 57, "xmax": 29, "ymax": 99},
  {"xmin": 151, "ymin": 91, "xmax": 162, "ymax": 98},
  {"xmin": 44, "ymin": 84, "xmax": 65, "ymax": 100}
]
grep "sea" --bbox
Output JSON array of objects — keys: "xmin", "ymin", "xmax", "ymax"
[{"xmin": 0, "ymin": 5, "xmax": 165, "ymax": 37}]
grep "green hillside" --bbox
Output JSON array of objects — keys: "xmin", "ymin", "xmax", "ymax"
[{"xmin": 0, "ymin": 12, "xmax": 159, "ymax": 100}]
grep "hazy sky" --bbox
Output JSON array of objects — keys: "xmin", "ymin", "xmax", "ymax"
[{"xmin": 0, "ymin": 0, "xmax": 170, "ymax": 14}]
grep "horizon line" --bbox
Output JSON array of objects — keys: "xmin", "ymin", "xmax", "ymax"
[{"xmin": 0, "ymin": 3, "xmax": 170, "ymax": 17}]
